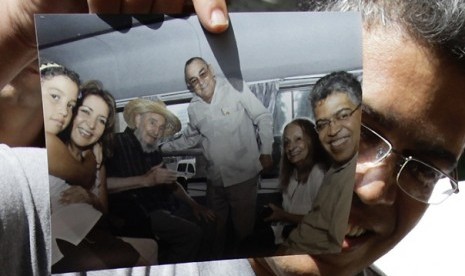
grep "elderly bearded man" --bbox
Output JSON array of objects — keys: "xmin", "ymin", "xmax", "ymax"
[{"xmin": 106, "ymin": 98, "xmax": 215, "ymax": 264}]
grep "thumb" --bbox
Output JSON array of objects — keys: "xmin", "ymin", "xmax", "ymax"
[{"xmin": 192, "ymin": 0, "xmax": 229, "ymax": 33}]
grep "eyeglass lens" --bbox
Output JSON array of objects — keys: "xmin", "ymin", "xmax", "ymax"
[
  {"xmin": 316, "ymin": 107, "xmax": 358, "ymax": 132},
  {"xmin": 189, "ymin": 68, "xmax": 209, "ymax": 87},
  {"xmin": 359, "ymin": 124, "xmax": 457, "ymax": 204},
  {"xmin": 358, "ymin": 125, "xmax": 391, "ymax": 164},
  {"xmin": 397, "ymin": 159, "xmax": 456, "ymax": 204}
]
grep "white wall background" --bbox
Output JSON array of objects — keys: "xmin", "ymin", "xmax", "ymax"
[{"xmin": 376, "ymin": 181, "xmax": 465, "ymax": 275}]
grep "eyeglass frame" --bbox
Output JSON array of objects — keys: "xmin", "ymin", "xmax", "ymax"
[
  {"xmin": 314, "ymin": 103, "xmax": 361, "ymax": 133},
  {"xmin": 359, "ymin": 123, "xmax": 459, "ymax": 204}
]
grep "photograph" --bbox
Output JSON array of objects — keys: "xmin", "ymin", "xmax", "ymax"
[{"xmin": 36, "ymin": 11, "xmax": 362, "ymax": 273}]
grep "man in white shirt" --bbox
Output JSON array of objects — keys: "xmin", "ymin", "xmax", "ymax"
[{"xmin": 161, "ymin": 57, "xmax": 273, "ymax": 256}]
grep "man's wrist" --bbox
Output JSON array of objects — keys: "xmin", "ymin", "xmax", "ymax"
[{"xmin": 139, "ymin": 175, "xmax": 150, "ymax": 187}]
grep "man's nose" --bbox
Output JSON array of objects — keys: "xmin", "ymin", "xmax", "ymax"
[
  {"xmin": 354, "ymin": 154, "xmax": 398, "ymax": 205},
  {"xmin": 198, "ymin": 77, "xmax": 206, "ymax": 87},
  {"xmin": 153, "ymin": 125, "xmax": 162, "ymax": 137},
  {"xmin": 327, "ymin": 120, "xmax": 342, "ymax": 136}
]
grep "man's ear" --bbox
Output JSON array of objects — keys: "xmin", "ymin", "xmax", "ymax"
[
  {"xmin": 208, "ymin": 64, "xmax": 215, "ymax": 76},
  {"xmin": 186, "ymin": 82, "xmax": 194, "ymax": 92}
]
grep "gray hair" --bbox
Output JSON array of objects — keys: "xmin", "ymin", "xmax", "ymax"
[
  {"xmin": 298, "ymin": 0, "xmax": 465, "ymax": 60},
  {"xmin": 308, "ymin": 71, "xmax": 362, "ymax": 120}
]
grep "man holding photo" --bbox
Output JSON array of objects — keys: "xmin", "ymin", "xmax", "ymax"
[
  {"xmin": 2, "ymin": 0, "xmax": 465, "ymax": 275},
  {"xmin": 251, "ymin": 1, "xmax": 465, "ymax": 275}
]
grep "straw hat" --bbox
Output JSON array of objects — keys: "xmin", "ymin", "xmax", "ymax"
[{"xmin": 123, "ymin": 98, "xmax": 181, "ymax": 137}]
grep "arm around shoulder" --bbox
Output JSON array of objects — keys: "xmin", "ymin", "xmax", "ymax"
[
  {"xmin": 161, "ymin": 121, "xmax": 202, "ymax": 152},
  {"xmin": 106, "ymin": 175, "xmax": 148, "ymax": 193},
  {"xmin": 46, "ymin": 133, "xmax": 95, "ymax": 189}
]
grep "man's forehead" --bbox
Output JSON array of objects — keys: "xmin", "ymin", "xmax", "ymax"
[
  {"xmin": 315, "ymin": 92, "xmax": 354, "ymax": 114},
  {"xmin": 361, "ymin": 103, "xmax": 458, "ymax": 171},
  {"xmin": 363, "ymin": 27, "xmax": 465, "ymax": 165},
  {"xmin": 186, "ymin": 60, "xmax": 207, "ymax": 75},
  {"xmin": 363, "ymin": 94, "xmax": 465, "ymax": 167},
  {"xmin": 142, "ymin": 112, "xmax": 165, "ymax": 122}
]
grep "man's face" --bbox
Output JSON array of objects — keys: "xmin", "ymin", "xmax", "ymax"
[
  {"xmin": 314, "ymin": 92, "xmax": 361, "ymax": 165},
  {"xmin": 185, "ymin": 59, "xmax": 216, "ymax": 103},
  {"xmin": 134, "ymin": 112, "xmax": 166, "ymax": 149},
  {"xmin": 265, "ymin": 28, "xmax": 465, "ymax": 276},
  {"xmin": 41, "ymin": 75, "xmax": 79, "ymax": 135},
  {"xmin": 335, "ymin": 29, "xmax": 465, "ymax": 275}
]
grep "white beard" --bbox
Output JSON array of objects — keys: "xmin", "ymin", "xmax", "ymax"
[{"xmin": 134, "ymin": 128, "xmax": 159, "ymax": 153}]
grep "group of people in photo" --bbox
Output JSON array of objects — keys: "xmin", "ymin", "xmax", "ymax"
[
  {"xmin": 43, "ymin": 56, "xmax": 362, "ymax": 273},
  {"xmin": 42, "ymin": 65, "xmax": 150, "ymax": 271}
]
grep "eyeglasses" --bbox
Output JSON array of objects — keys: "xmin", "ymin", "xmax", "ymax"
[
  {"xmin": 315, "ymin": 103, "xmax": 361, "ymax": 133},
  {"xmin": 358, "ymin": 123, "xmax": 459, "ymax": 204},
  {"xmin": 187, "ymin": 67, "xmax": 211, "ymax": 88}
]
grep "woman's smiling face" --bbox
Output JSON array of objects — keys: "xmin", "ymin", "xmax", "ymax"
[
  {"xmin": 70, "ymin": 94, "xmax": 109, "ymax": 148},
  {"xmin": 283, "ymin": 123, "xmax": 311, "ymax": 168}
]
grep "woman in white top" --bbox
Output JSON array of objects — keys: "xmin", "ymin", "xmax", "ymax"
[
  {"xmin": 240, "ymin": 118, "xmax": 328, "ymax": 257},
  {"xmin": 265, "ymin": 118, "xmax": 327, "ymax": 244}
]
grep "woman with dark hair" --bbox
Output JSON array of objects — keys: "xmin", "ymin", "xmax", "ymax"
[
  {"xmin": 49, "ymin": 81, "xmax": 154, "ymax": 273},
  {"xmin": 57, "ymin": 80, "xmax": 116, "ymax": 170},
  {"xmin": 40, "ymin": 62, "xmax": 98, "ymax": 189},
  {"xmin": 52, "ymin": 80, "xmax": 116, "ymax": 211}
]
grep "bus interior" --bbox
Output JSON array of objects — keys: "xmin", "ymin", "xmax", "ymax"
[{"xmin": 37, "ymin": 12, "xmax": 362, "ymax": 264}]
